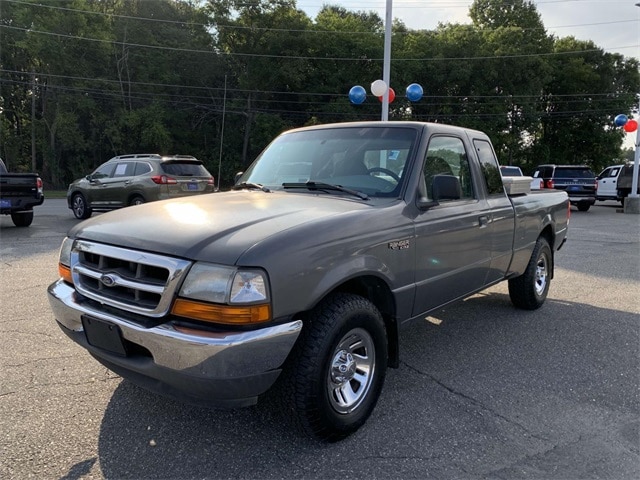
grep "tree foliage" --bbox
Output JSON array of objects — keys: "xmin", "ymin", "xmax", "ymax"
[{"xmin": 0, "ymin": 0, "xmax": 637, "ymax": 187}]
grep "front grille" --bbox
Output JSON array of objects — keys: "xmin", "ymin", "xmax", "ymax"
[{"xmin": 71, "ymin": 240, "xmax": 192, "ymax": 317}]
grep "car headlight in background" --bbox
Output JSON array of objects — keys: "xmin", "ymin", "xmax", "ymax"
[{"xmin": 172, "ymin": 262, "xmax": 271, "ymax": 325}]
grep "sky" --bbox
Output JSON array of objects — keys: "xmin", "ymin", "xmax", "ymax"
[
  {"xmin": 298, "ymin": 0, "xmax": 639, "ymax": 148},
  {"xmin": 297, "ymin": 1, "xmax": 638, "ymax": 59}
]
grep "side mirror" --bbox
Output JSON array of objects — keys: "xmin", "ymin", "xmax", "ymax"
[
  {"xmin": 234, "ymin": 172, "xmax": 244, "ymax": 184},
  {"xmin": 432, "ymin": 175, "xmax": 461, "ymax": 201},
  {"xmin": 416, "ymin": 197, "xmax": 438, "ymax": 210}
]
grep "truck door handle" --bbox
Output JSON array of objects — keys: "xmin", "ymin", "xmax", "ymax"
[{"xmin": 478, "ymin": 215, "xmax": 489, "ymax": 227}]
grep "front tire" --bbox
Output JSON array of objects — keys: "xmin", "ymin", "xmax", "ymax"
[
  {"xmin": 279, "ymin": 293, "xmax": 388, "ymax": 441},
  {"xmin": 71, "ymin": 193, "xmax": 92, "ymax": 219},
  {"xmin": 11, "ymin": 210, "xmax": 34, "ymax": 227},
  {"xmin": 508, "ymin": 237, "xmax": 552, "ymax": 310}
]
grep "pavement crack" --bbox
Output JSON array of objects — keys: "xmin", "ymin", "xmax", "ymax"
[{"xmin": 401, "ymin": 360, "xmax": 548, "ymax": 441}]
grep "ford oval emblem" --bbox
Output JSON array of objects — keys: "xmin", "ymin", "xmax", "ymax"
[{"xmin": 100, "ymin": 274, "xmax": 118, "ymax": 287}]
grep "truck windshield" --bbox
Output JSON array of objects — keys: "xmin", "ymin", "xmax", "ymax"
[{"xmin": 239, "ymin": 126, "xmax": 417, "ymax": 198}]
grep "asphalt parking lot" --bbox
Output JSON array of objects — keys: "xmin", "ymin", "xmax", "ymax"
[{"xmin": 0, "ymin": 199, "xmax": 638, "ymax": 479}]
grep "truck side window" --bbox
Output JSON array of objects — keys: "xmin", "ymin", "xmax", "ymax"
[
  {"xmin": 474, "ymin": 139, "xmax": 503, "ymax": 196},
  {"xmin": 423, "ymin": 136, "xmax": 474, "ymax": 201}
]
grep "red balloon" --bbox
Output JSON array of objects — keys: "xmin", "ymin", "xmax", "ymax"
[
  {"xmin": 624, "ymin": 119, "xmax": 638, "ymax": 133},
  {"xmin": 378, "ymin": 87, "xmax": 395, "ymax": 103}
]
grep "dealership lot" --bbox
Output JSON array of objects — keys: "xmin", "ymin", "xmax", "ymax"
[{"xmin": 1, "ymin": 199, "xmax": 638, "ymax": 479}]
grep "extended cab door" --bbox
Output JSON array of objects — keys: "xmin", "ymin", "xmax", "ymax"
[
  {"xmin": 412, "ymin": 134, "xmax": 493, "ymax": 315},
  {"xmin": 473, "ymin": 137, "xmax": 516, "ymax": 284}
]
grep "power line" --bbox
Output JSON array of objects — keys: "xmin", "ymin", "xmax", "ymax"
[
  {"xmin": 4, "ymin": 0, "xmax": 635, "ymax": 37},
  {"xmin": 2, "ymin": 24, "xmax": 633, "ymax": 61},
  {"xmin": 0, "ymin": 75, "xmax": 627, "ymax": 117},
  {"xmin": 0, "ymin": 68, "xmax": 630, "ymax": 102}
]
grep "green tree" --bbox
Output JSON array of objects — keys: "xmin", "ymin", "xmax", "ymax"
[
  {"xmin": 206, "ymin": 0, "xmax": 314, "ymax": 168},
  {"xmin": 537, "ymin": 37, "xmax": 639, "ymax": 172}
]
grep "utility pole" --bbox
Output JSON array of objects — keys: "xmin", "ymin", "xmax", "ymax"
[
  {"xmin": 31, "ymin": 71, "xmax": 36, "ymax": 171},
  {"xmin": 381, "ymin": 0, "xmax": 392, "ymax": 121}
]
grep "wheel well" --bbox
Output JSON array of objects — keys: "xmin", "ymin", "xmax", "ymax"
[
  {"xmin": 540, "ymin": 225, "xmax": 554, "ymax": 250},
  {"xmin": 540, "ymin": 226, "xmax": 555, "ymax": 278},
  {"xmin": 69, "ymin": 191, "xmax": 88, "ymax": 206},
  {"xmin": 299, "ymin": 276, "xmax": 400, "ymax": 369},
  {"xmin": 128, "ymin": 193, "xmax": 145, "ymax": 203}
]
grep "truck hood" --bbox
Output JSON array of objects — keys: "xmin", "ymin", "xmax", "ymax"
[{"xmin": 69, "ymin": 191, "xmax": 375, "ymax": 264}]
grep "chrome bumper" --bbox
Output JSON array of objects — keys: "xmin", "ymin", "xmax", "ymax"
[{"xmin": 47, "ymin": 279, "xmax": 302, "ymax": 407}]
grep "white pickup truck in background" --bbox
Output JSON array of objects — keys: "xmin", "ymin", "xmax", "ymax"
[{"xmin": 596, "ymin": 164, "xmax": 624, "ymax": 203}]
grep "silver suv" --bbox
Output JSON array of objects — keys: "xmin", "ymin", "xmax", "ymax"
[{"xmin": 67, "ymin": 154, "xmax": 215, "ymax": 219}]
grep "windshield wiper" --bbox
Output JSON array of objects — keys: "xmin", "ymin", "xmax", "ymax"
[
  {"xmin": 232, "ymin": 182, "xmax": 271, "ymax": 192},
  {"xmin": 282, "ymin": 181, "xmax": 369, "ymax": 200}
]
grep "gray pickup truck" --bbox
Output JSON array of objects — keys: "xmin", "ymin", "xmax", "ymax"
[{"xmin": 48, "ymin": 122, "xmax": 569, "ymax": 441}]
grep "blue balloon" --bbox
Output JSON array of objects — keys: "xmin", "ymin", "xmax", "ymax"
[
  {"xmin": 406, "ymin": 83, "xmax": 424, "ymax": 102},
  {"xmin": 615, "ymin": 114, "xmax": 628, "ymax": 127},
  {"xmin": 349, "ymin": 85, "xmax": 366, "ymax": 104}
]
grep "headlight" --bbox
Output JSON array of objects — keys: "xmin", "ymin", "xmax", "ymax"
[
  {"xmin": 58, "ymin": 237, "xmax": 74, "ymax": 283},
  {"xmin": 59, "ymin": 237, "xmax": 73, "ymax": 267},
  {"xmin": 179, "ymin": 263, "xmax": 235, "ymax": 303},
  {"xmin": 179, "ymin": 263, "xmax": 269, "ymax": 304},
  {"xmin": 230, "ymin": 271, "xmax": 268, "ymax": 303},
  {"xmin": 173, "ymin": 263, "xmax": 271, "ymax": 325}
]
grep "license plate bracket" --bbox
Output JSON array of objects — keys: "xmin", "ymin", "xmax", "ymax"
[{"xmin": 82, "ymin": 316, "xmax": 127, "ymax": 356}]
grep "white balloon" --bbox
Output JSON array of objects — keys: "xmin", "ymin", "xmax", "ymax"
[{"xmin": 371, "ymin": 79, "xmax": 387, "ymax": 97}]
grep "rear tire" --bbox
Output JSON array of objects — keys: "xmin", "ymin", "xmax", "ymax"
[
  {"xmin": 509, "ymin": 237, "xmax": 552, "ymax": 310},
  {"xmin": 11, "ymin": 210, "xmax": 34, "ymax": 227},
  {"xmin": 577, "ymin": 202, "xmax": 590, "ymax": 212},
  {"xmin": 129, "ymin": 195, "xmax": 145, "ymax": 206},
  {"xmin": 71, "ymin": 193, "xmax": 92, "ymax": 219},
  {"xmin": 278, "ymin": 293, "xmax": 388, "ymax": 441}
]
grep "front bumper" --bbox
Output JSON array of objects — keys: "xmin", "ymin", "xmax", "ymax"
[{"xmin": 48, "ymin": 279, "xmax": 302, "ymax": 408}]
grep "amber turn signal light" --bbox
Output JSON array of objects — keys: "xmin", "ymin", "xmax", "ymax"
[
  {"xmin": 171, "ymin": 298, "xmax": 271, "ymax": 325},
  {"xmin": 59, "ymin": 263, "xmax": 73, "ymax": 284}
]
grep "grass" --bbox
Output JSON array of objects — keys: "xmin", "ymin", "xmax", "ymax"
[{"xmin": 46, "ymin": 190, "xmax": 68, "ymax": 199}]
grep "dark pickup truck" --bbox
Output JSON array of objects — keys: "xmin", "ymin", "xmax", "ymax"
[
  {"xmin": 48, "ymin": 121, "xmax": 570, "ymax": 441},
  {"xmin": 530, "ymin": 164, "xmax": 596, "ymax": 211},
  {"xmin": 0, "ymin": 158, "xmax": 44, "ymax": 227}
]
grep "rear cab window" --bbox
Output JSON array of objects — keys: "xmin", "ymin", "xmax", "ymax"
[{"xmin": 474, "ymin": 139, "xmax": 504, "ymax": 196}]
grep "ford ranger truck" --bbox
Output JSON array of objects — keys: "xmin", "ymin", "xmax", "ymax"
[{"xmin": 48, "ymin": 122, "xmax": 569, "ymax": 441}]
